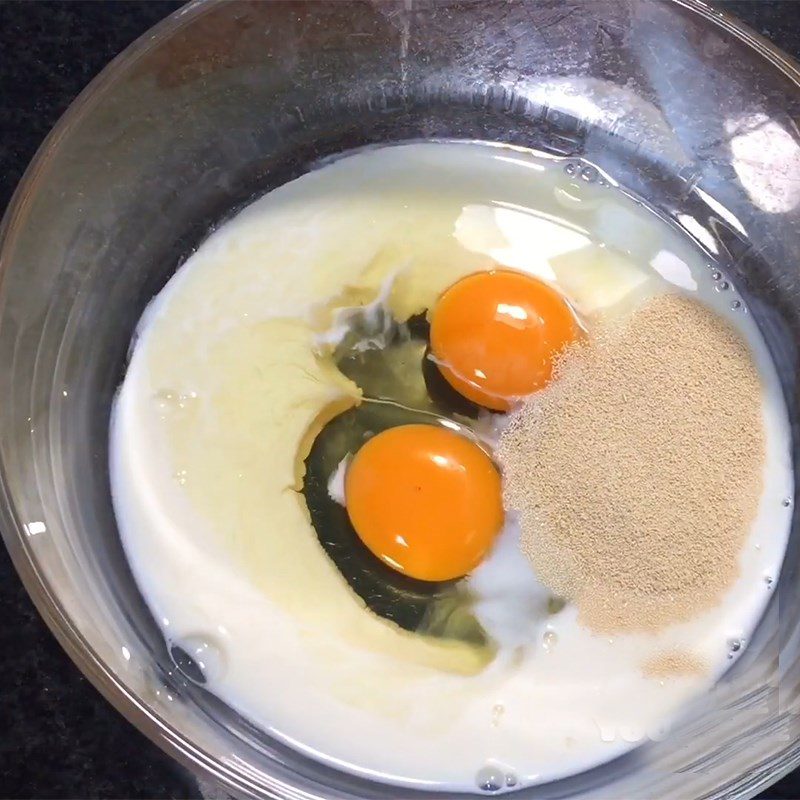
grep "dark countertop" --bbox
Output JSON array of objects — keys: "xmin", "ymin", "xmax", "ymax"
[{"xmin": 1, "ymin": 2, "xmax": 800, "ymax": 798}]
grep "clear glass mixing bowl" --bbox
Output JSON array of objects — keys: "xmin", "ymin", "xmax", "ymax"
[{"xmin": 1, "ymin": 1, "xmax": 800, "ymax": 797}]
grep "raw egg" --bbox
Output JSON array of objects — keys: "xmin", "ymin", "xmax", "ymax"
[
  {"xmin": 344, "ymin": 424, "xmax": 503, "ymax": 582},
  {"xmin": 429, "ymin": 269, "xmax": 584, "ymax": 410}
]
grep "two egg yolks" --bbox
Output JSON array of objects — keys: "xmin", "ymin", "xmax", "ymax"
[
  {"xmin": 344, "ymin": 270, "xmax": 583, "ymax": 581},
  {"xmin": 345, "ymin": 425, "xmax": 503, "ymax": 582},
  {"xmin": 430, "ymin": 269, "xmax": 584, "ymax": 411}
]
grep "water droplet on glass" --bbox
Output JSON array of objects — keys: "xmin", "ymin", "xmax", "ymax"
[
  {"xmin": 476, "ymin": 766, "xmax": 504, "ymax": 792},
  {"xmin": 714, "ymin": 281, "xmax": 730, "ymax": 292},
  {"xmin": 580, "ymin": 165, "xmax": 598, "ymax": 183}
]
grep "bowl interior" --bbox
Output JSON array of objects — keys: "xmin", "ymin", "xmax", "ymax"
[{"xmin": 2, "ymin": 1, "xmax": 800, "ymax": 798}]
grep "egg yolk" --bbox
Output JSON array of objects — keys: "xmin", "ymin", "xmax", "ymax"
[
  {"xmin": 430, "ymin": 270, "xmax": 584, "ymax": 411},
  {"xmin": 344, "ymin": 424, "xmax": 503, "ymax": 582}
]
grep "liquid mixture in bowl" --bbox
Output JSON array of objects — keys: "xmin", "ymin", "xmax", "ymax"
[{"xmin": 110, "ymin": 142, "xmax": 792, "ymax": 793}]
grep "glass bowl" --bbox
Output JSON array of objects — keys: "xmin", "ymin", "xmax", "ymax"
[{"xmin": 1, "ymin": 1, "xmax": 800, "ymax": 797}]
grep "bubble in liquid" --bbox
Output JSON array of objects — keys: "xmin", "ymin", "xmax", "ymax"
[
  {"xmin": 187, "ymin": 636, "xmax": 225, "ymax": 681},
  {"xmin": 714, "ymin": 281, "xmax": 730, "ymax": 292},
  {"xmin": 169, "ymin": 644, "xmax": 206, "ymax": 684},
  {"xmin": 153, "ymin": 389, "xmax": 198, "ymax": 413},
  {"xmin": 711, "ymin": 270, "xmax": 723, "ymax": 281},
  {"xmin": 170, "ymin": 636, "xmax": 225, "ymax": 684},
  {"xmin": 579, "ymin": 165, "xmax": 599, "ymax": 183},
  {"xmin": 505, "ymin": 773, "xmax": 518, "ymax": 788},
  {"xmin": 491, "ymin": 703, "xmax": 505, "ymax": 727},
  {"xmin": 765, "ymin": 575, "xmax": 774, "ymax": 589},
  {"xmin": 782, "ymin": 497, "xmax": 792, "ymax": 508},
  {"xmin": 730, "ymin": 299, "xmax": 743, "ymax": 310},
  {"xmin": 476, "ymin": 766, "xmax": 505, "ymax": 792},
  {"xmin": 542, "ymin": 630, "xmax": 558, "ymax": 652},
  {"xmin": 727, "ymin": 637, "xmax": 744, "ymax": 659},
  {"xmin": 174, "ymin": 468, "xmax": 188, "ymax": 486},
  {"xmin": 564, "ymin": 162, "xmax": 578, "ymax": 176},
  {"xmin": 154, "ymin": 390, "xmax": 174, "ymax": 411}
]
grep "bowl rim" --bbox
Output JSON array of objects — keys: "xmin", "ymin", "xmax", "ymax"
[{"xmin": 0, "ymin": 1, "xmax": 799, "ymax": 798}]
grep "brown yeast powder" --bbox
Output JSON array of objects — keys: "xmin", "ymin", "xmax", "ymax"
[{"xmin": 498, "ymin": 293, "xmax": 764, "ymax": 633}]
